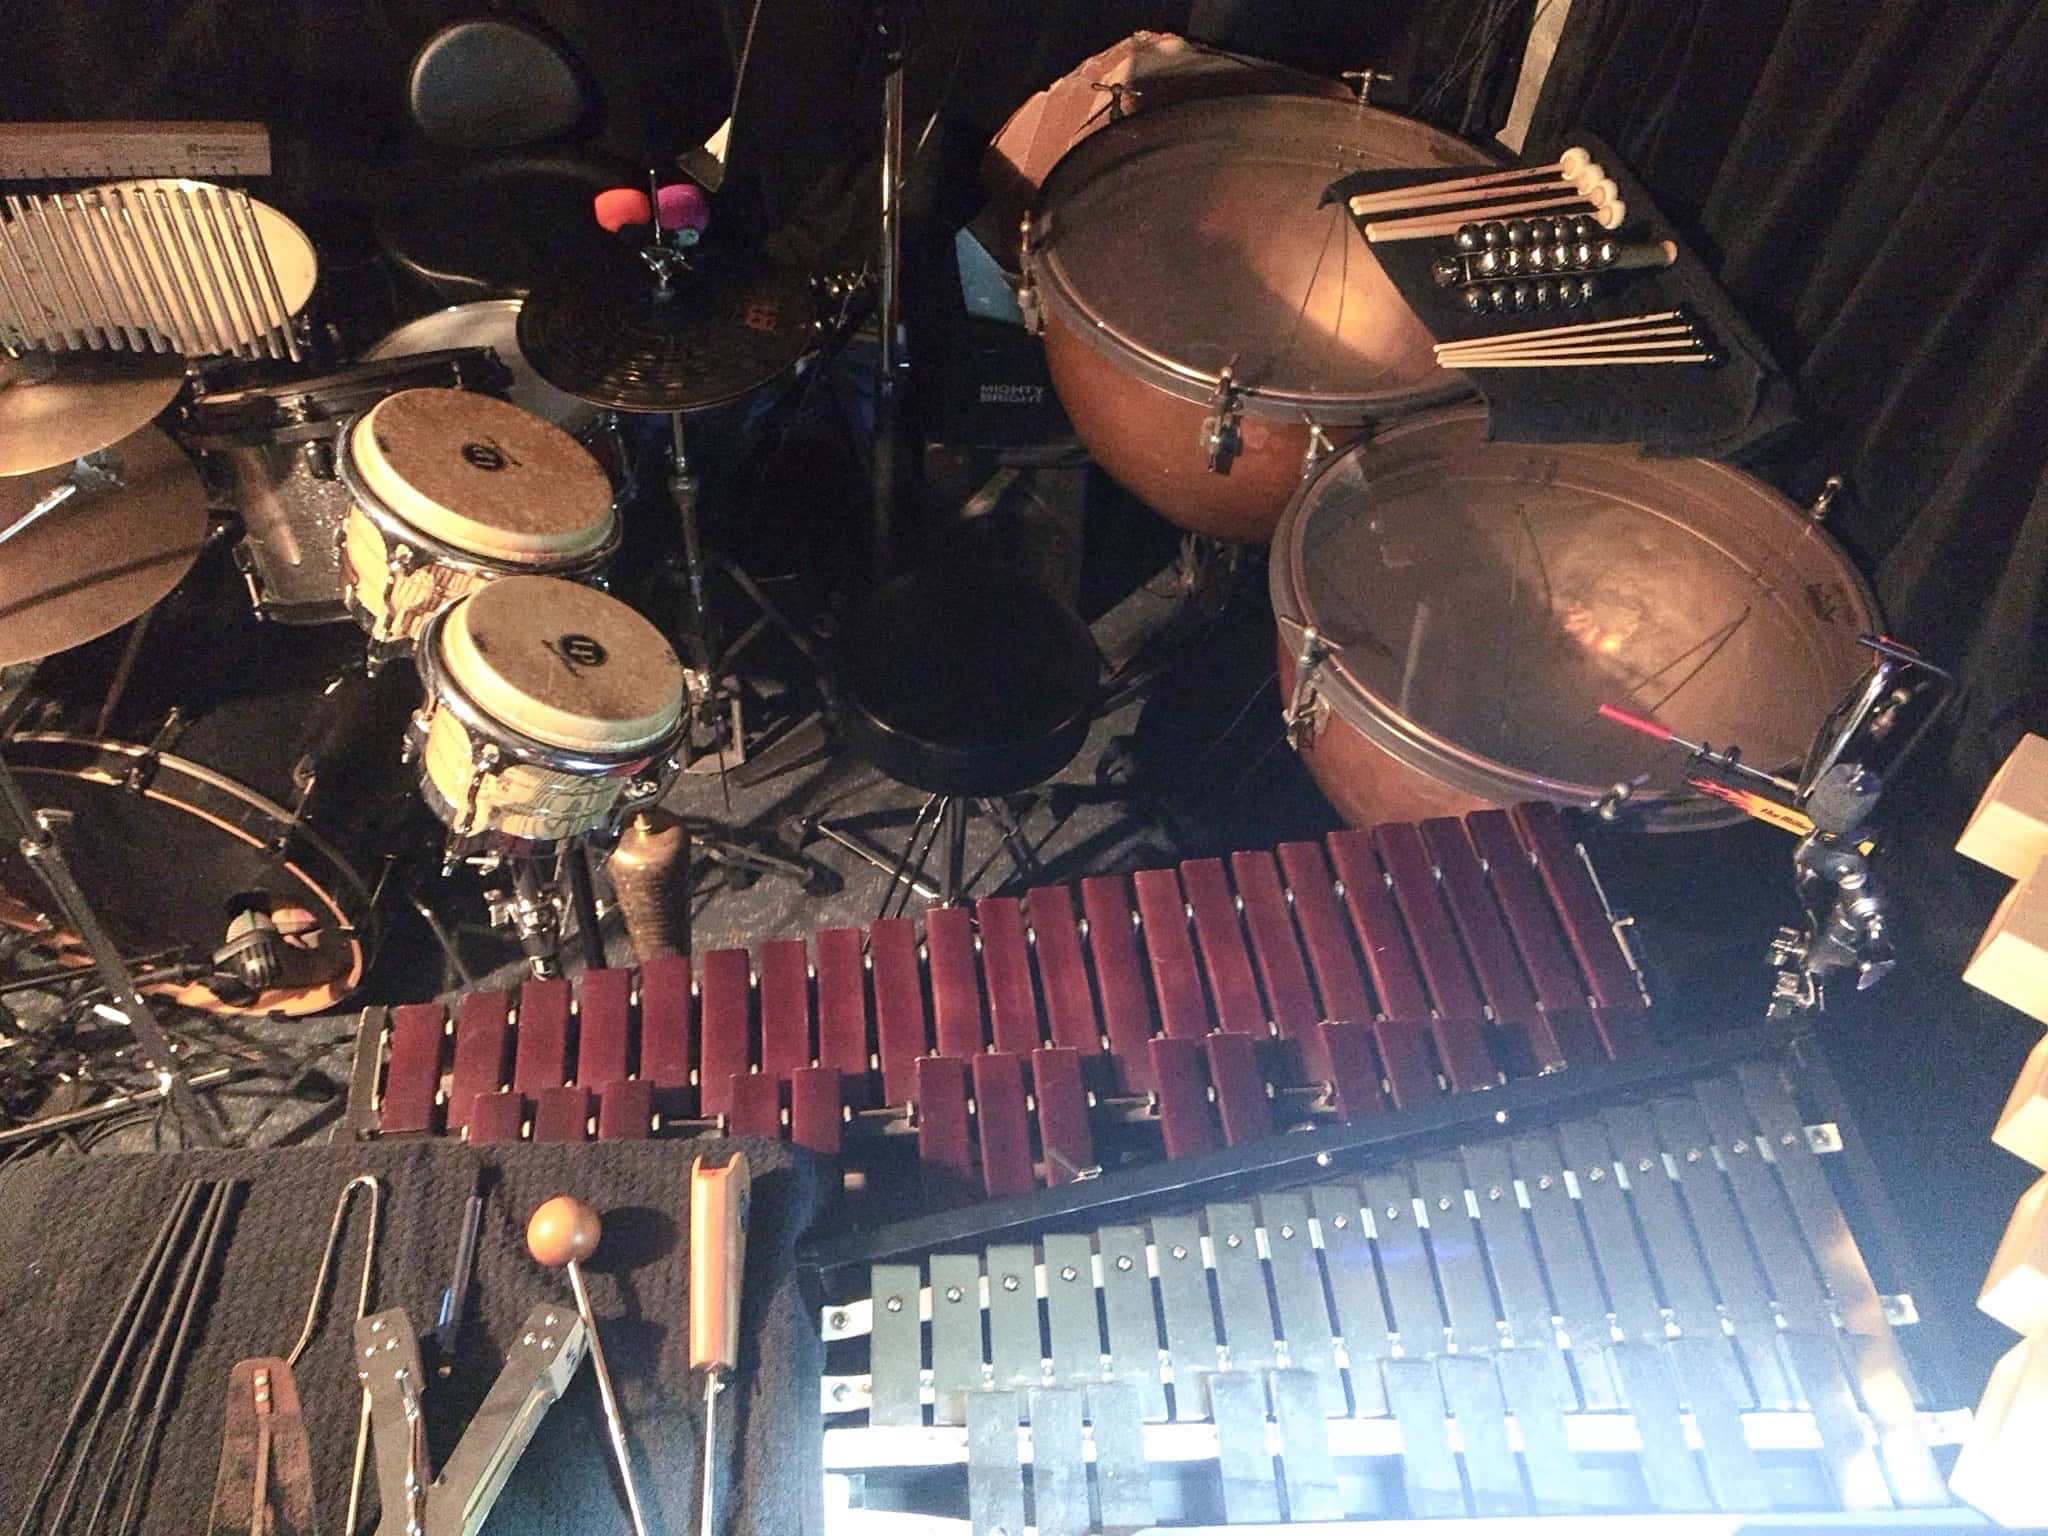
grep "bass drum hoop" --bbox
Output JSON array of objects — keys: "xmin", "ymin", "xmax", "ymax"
[
  {"xmin": 1269, "ymin": 408, "xmax": 1883, "ymax": 831},
  {"xmin": 2, "ymin": 733, "xmax": 377, "ymax": 1014}
]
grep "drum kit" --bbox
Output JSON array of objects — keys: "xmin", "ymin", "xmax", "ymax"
[
  {"xmin": 0, "ymin": 155, "xmax": 826, "ymax": 1029},
  {"xmin": 0, "ymin": 80, "xmax": 1890, "ymax": 1039}
]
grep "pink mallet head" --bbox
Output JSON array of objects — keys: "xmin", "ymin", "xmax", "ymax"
[{"xmin": 655, "ymin": 183, "xmax": 710, "ymax": 235}]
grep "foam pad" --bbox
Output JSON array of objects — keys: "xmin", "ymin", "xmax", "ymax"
[
  {"xmin": 1993, "ymin": 1031, "xmax": 2048, "ymax": 1171},
  {"xmin": 1957, "ymin": 732, "xmax": 2048, "ymax": 879}
]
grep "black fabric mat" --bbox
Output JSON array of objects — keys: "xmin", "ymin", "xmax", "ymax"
[
  {"xmin": 1327, "ymin": 130, "xmax": 1798, "ymax": 459},
  {"xmin": 0, "ymin": 1137, "xmax": 826, "ymax": 1536}
]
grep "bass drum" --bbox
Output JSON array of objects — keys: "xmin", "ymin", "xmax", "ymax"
[
  {"xmin": 367, "ymin": 299, "xmax": 598, "ymax": 435},
  {"xmin": 0, "ymin": 566, "xmax": 422, "ymax": 1013},
  {"xmin": 1269, "ymin": 407, "xmax": 1881, "ymax": 831},
  {"xmin": 1024, "ymin": 95, "xmax": 1492, "ymax": 543}
]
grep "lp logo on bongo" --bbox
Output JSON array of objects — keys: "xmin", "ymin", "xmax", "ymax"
[
  {"xmin": 462, "ymin": 436, "xmax": 519, "ymax": 471},
  {"xmin": 547, "ymin": 633, "xmax": 609, "ymax": 675}
]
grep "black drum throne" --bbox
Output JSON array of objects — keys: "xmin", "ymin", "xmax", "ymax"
[{"xmin": 807, "ymin": 562, "xmax": 1102, "ymax": 916}]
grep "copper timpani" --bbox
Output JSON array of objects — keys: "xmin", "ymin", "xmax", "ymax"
[{"xmin": 337, "ymin": 386, "xmax": 617, "ymax": 652}]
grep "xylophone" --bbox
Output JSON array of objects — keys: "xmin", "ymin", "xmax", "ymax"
[
  {"xmin": 817, "ymin": 1044, "xmax": 1968, "ymax": 1527},
  {"xmin": 348, "ymin": 803, "xmax": 1655, "ymax": 1208}
]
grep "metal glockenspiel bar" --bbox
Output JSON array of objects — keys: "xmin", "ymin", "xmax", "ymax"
[
  {"xmin": 817, "ymin": 1057, "xmax": 1963, "ymax": 1528},
  {"xmin": 346, "ymin": 807, "xmax": 1656, "ymax": 1202}
]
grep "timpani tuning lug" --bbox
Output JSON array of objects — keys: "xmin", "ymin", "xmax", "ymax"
[{"xmin": 1201, "ymin": 362, "xmax": 1243, "ymax": 474}]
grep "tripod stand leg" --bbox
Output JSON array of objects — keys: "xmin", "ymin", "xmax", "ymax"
[
  {"xmin": 980, "ymin": 797, "xmax": 1046, "ymax": 886},
  {"xmin": 880, "ymin": 795, "xmax": 942, "ymax": 922},
  {"xmin": 565, "ymin": 845, "xmax": 606, "ymax": 972},
  {"xmin": 939, "ymin": 796, "xmax": 967, "ymax": 907}
]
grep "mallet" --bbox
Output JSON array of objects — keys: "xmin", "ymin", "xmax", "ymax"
[
  {"xmin": 528, "ymin": 1196, "xmax": 652, "ymax": 1536},
  {"xmin": 1344, "ymin": 145, "xmax": 1596, "ymax": 213}
]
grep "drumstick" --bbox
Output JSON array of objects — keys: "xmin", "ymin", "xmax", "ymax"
[
  {"xmin": 1347, "ymin": 170, "xmax": 1613, "ymax": 220},
  {"xmin": 1439, "ymin": 325, "xmax": 1697, "ymax": 356},
  {"xmin": 1344, "ymin": 146, "xmax": 1595, "ymax": 212},
  {"xmin": 1434, "ymin": 309, "xmax": 1684, "ymax": 353},
  {"xmin": 1368, "ymin": 196, "xmax": 1626, "ymax": 243},
  {"xmin": 1449, "ymin": 339, "xmax": 1707, "ymax": 365},
  {"xmin": 1449, "ymin": 350, "xmax": 1719, "ymax": 368}
]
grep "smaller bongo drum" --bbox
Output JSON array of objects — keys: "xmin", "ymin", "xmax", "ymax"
[
  {"xmin": 337, "ymin": 387, "xmax": 617, "ymax": 651},
  {"xmin": 409, "ymin": 575, "xmax": 687, "ymax": 854}
]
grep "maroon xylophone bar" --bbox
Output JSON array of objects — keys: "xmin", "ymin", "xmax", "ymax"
[{"xmin": 346, "ymin": 804, "xmax": 1654, "ymax": 1204}]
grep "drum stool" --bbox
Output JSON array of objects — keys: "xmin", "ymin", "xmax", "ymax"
[{"xmin": 811, "ymin": 562, "xmax": 1100, "ymax": 915}]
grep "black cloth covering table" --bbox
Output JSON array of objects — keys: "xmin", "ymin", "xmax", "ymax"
[{"xmin": 0, "ymin": 1137, "xmax": 826, "ymax": 1536}]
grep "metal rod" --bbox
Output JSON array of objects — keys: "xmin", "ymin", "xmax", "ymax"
[
  {"xmin": 287, "ymin": 1174, "xmax": 382, "ymax": 1367},
  {"xmin": 233, "ymin": 187, "xmax": 299, "ymax": 362},
  {"xmin": 67, "ymin": 193, "xmax": 147, "ymax": 351},
  {"xmin": 799, "ymin": 819, "xmax": 939, "ymax": 902},
  {"xmin": 872, "ymin": 1, "xmax": 907, "ymax": 581},
  {"xmin": 47, "ymin": 193, "xmax": 129, "ymax": 351},
  {"xmin": 0, "ymin": 753, "xmax": 212, "ymax": 1139},
  {"xmin": 701, "ymin": 1371, "xmax": 721, "ymax": 1536},
  {"xmin": 84, "ymin": 194, "xmax": 166, "ymax": 353},
  {"xmin": 213, "ymin": 186, "xmax": 278, "ymax": 360},
  {"xmin": 173, "ymin": 186, "xmax": 238, "ymax": 357},
  {"xmin": 0, "ymin": 211, "xmax": 54, "ymax": 349},
  {"xmin": 115, "ymin": 1179, "xmax": 242, "ymax": 1536},
  {"xmin": 80, "ymin": 1180, "xmax": 229, "ymax": 1536},
  {"xmin": 0, "ymin": 1065, "xmax": 244, "ymax": 1146},
  {"xmin": 566, "ymin": 843, "xmax": 607, "ymax": 972},
  {"xmin": 17, "ymin": 193, "xmax": 103, "ymax": 349},
  {"xmin": 133, "ymin": 188, "xmax": 209, "ymax": 355},
  {"xmin": 105, "ymin": 190, "xmax": 186, "ymax": 354},
  {"xmin": 195, "ymin": 186, "xmax": 260, "ymax": 359},
  {"xmin": 14, "ymin": 1180, "xmax": 202, "ymax": 1536},
  {"xmin": 566, "ymin": 1260, "xmax": 652, "ymax": 1536}
]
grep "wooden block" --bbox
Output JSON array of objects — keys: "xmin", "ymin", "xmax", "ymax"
[
  {"xmin": 1993, "ymin": 1031, "xmax": 2048, "ymax": 1171},
  {"xmin": 1979, "ymin": 1173, "xmax": 2048, "ymax": 1334},
  {"xmin": 1964, "ymin": 871, "xmax": 2048, "ymax": 1024},
  {"xmin": 1950, "ymin": 1333, "xmax": 2048, "ymax": 1527},
  {"xmin": 1957, "ymin": 733, "xmax": 2048, "ymax": 879}
]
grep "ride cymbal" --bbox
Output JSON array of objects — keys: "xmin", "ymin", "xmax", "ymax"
[
  {"xmin": 518, "ymin": 241, "xmax": 812, "ymax": 413},
  {"xmin": 0, "ymin": 424, "xmax": 207, "ymax": 664},
  {"xmin": 0, "ymin": 353, "xmax": 184, "ymax": 476}
]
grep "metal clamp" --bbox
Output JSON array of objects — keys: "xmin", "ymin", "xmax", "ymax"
[
  {"xmin": 1089, "ymin": 81, "xmax": 1141, "ymax": 122},
  {"xmin": 1300, "ymin": 419, "xmax": 1334, "ymax": 475},
  {"xmin": 1279, "ymin": 618, "xmax": 1338, "ymax": 751},
  {"xmin": 1201, "ymin": 361, "xmax": 1243, "ymax": 474},
  {"xmin": 1015, "ymin": 215, "xmax": 1042, "ymax": 335}
]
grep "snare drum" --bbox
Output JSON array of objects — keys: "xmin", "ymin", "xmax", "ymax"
[
  {"xmin": 337, "ymin": 387, "xmax": 618, "ymax": 651},
  {"xmin": 408, "ymin": 575, "xmax": 686, "ymax": 853}
]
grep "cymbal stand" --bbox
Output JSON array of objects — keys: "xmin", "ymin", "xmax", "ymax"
[
  {"xmin": 0, "ymin": 751, "xmax": 218, "ymax": 1142},
  {"xmin": 871, "ymin": 0, "xmax": 909, "ymax": 580}
]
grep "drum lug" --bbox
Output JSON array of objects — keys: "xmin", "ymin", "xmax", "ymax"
[
  {"xmin": 1301, "ymin": 419, "xmax": 1334, "ymax": 475},
  {"xmin": 1279, "ymin": 618, "xmax": 1340, "ymax": 751},
  {"xmin": 123, "ymin": 707, "xmax": 186, "ymax": 793},
  {"xmin": 299, "ymin": 437, "xmax": 336, "ymax": 481},
  {"xmin": 1808, "ymin": 473, "xmax": 1843, "ymax": 522},
  {"xmin": 1201, "ymin": 363, "xmax": 1244, "ymax": 473}
]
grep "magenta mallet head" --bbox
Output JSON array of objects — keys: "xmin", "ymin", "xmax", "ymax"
[{"xmin": 656, "ymin": 183, "xmax": 710, "ymax": 235}]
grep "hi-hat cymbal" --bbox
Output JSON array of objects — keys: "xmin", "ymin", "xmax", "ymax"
[
  {"xmin": 518, "ymin": 241, "xmax": 813, "ymax": 413},
  {"xmin": 0, "ymin": 424, "xmax": 207, "ymax": 665},
  {"xmin": 0, "ymin": 354, "xmax": 184, "ymax": 476}
]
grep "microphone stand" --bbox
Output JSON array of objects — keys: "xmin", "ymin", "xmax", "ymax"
[{"xmin": 871, "ymin": 0, "xmax": 908, "ymax": 581}]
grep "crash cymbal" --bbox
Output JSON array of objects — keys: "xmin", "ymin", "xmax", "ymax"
[
  {"xmin": 0, "ymin": 424, "xmax": 207, "ymax": 665},
  {"xmin": 0, "ymin": 353, "xmax": 184, "ymax": 476},
  {"xmin": 518, "ymin": 240, "xmax": 813, "ymax": 413}
]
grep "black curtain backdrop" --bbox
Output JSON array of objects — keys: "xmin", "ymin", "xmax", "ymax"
[{"xmin": 1526, "ymin": 0, "xmax": 2048, "ymax": 788}]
